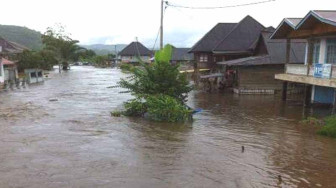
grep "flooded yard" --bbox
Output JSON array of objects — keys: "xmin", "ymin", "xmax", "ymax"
[{"xmin": 0, "ymin": 66, "xmax": 336, "ymax": 188}]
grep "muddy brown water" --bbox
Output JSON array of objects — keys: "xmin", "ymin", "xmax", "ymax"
[{"xmin": 0, "ymin": 66, "xmax": 336, "ymax": 188}]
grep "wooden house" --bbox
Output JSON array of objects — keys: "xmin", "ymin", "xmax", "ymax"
[
  {"xmin": 118, "ymin": 41, "xmax": 152, "ymax": 64},
  {"xmin": 271, "ymin": 10, "xmax": 336, "ymax": 106},
  {"xmin": 189, "ymin": 16, "xmax": 265, "ymax": 70},
  {"xmin": 171, "ymin": 47, "xmax": 194, "ymax": 70},
  {"xmin": 217, "ymin": 28, "xmax": 306, "ymax": 94}
]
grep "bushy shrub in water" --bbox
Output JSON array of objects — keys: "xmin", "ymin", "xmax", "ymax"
[
  {"xmin": 114, "ymin": 44, "xmax": 193, "ymax": 123},
  {"xmin": 146, "ymin": 95, "xmax": 192, "ymax": 122},
  {"xmin": 123, "ymin": 98, "xmax": 147, "ymax": 116}
]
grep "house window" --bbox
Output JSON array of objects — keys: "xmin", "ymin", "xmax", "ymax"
[
  {"xmin": 326, "ymin": 39, "xmax": 336, "ymax": 64},
  {"xmin": 199, "ymin": 54, "xmax": 208, "ymax": 62},
  {"xmin": 313, "ymin": 40, "xmax": 320, "ymax": 64}
]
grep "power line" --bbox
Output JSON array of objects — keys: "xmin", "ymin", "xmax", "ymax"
[
  {"xmin": 152, "ymin": 5, "xmax": 168, "ymax": 51},
  {"xmin": 166, "ymin": 0, "xmax": 276, "ymax": 10}
]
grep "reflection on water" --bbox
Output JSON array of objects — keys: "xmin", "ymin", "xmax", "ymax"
[{"xmin": 0, "ymin": 66, "xmax": 335, "ymax": 188}]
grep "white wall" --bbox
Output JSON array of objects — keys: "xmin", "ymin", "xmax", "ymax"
[{"xmin": 0, "ymin": 62, "xmax": 4, "ymax": 83}]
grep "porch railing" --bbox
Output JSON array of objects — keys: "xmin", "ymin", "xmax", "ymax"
[{"xmin": 285, "ymin": 64, "xmax": 336, "ymax": 79}]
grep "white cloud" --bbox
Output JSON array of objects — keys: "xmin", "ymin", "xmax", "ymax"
[{"xmin": 0, "ymin": 0, "xmax": 334, "ymax": 46}]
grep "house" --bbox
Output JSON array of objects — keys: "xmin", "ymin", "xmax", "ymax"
[
  {"xmin": 216, "ymin": 28, "xmax": 306, "ymax": 94},
  {"xmin": 0, "ymin": 37, "xmax": 29, "ymax": 89},
  {"xmin": 0, "ymin": 59, "xmax": 4, "ymax": 87},
  {"xmin": 118, "ymin": 41, "xmax": 152, "ymax": 64},
  {"xmin": 2, "ymin": 58, "xmax": 18, "ymax": 83},
  {"xmin": 171, "ymin": 47, "xmax": 194, "ymax": 70},
  {"xmin": 189, "ymin": 16, "xmax": 265, "ymax": 70},
  {"xmin": 271, "ymin": 10, "xmax": 336, "ymax": 106}
]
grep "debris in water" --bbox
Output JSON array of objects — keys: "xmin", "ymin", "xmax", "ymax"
[
  {"xmin": 49, "ymin": 98, "xmax": 58, "ymax": 102},
  {"xmin": 241, "ymin": 146, "xmax": 245, "ymax": 153},
  {"xmin": 278, "ymin": 175, "xmax": 282, "ymax": 184}
]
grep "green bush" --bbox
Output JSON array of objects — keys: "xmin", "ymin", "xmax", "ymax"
[
  {"xmin": 114, "ymin": 44, "xmax": 193, "ymax": 123},
  {"xmin": 123, "ymin": 98, "xmax": 147, "ymax": 116},
  {"xmin": 119, "ymin": 63, "xmax": 135, "ymax": 72},
  {"xmin": 318, "ymin": 115, "xmax": 336, "ymax": 138},
  {"xmin": 146, "ymin": 95, "xmax": 192, "ymax": 122}
]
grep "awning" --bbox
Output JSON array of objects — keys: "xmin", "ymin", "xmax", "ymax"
[{"xmin": 217, "ymin": 56, "xmax": 272, "ymax": 66}]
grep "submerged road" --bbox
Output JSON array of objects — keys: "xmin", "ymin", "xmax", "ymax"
[{"xmin": 0, "ymin": 66, "xmax": 336, "ymax": 188}]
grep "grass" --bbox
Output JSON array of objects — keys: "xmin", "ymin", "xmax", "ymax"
[
  {"xmin": 301, "ymin": 115, "xmax": 336, "ymax": 138},
  {"xmin": 300, "ymin": 117, "xmax": 323, "ymax": 126},
  {"xmin": 317, "ymin": 116, "xmax": 336, "ymax": 138},
  {"xmin": 110, "ymin": 111, "xmax": 122, "ymax": 117}
]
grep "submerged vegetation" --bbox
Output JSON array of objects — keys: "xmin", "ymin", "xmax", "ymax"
[
  {"xmin": 113, "ymin": 44, "xmax": 193, "ymax": 122},
  {"xmin": 301, "ymin": 115, "xmax": 336, "ymax": 138}
]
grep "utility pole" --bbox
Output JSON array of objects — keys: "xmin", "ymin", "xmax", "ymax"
[{"xmin": 160, "ymin": 0, "xmax": 164, "ymax": 49}]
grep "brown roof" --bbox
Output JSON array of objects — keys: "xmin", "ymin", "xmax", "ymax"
[
  {"xmin": 0, "ymin": 37, "xmax": 28, "ymax": 53},
  {"xmin": 118, "ymin": 42, "xmax": 152, "ymax": 56},
  {"xmin": 189, "ymin": 23, "xmax": 237, "ymax": 53},
  {"xmin": 213, "ymin": 16, "xmax": 265, "ymax": 54},
  {"xmin": 2, "ymin": 58, "xmax": 15, "ymax": 65},
  {"xmin": 218, "ymin": 30, "xmax": 306, "ymax": 66}
]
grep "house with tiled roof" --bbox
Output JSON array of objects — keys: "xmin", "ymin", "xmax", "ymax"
[{"xmin": 118, "ymin": 41, "xmax": 152, "ymax": 64}]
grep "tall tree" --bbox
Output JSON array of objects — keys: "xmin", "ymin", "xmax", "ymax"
[{"xmin": 41, "ymin": 25, "xmax": 83, "ymax": 72}]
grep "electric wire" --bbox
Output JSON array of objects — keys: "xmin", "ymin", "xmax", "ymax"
[{"xmin": 166, "ymin": 0, "xmax": 276, "ymax": 10}]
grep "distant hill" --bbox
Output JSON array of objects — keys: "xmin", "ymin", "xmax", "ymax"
[
  {"xmin": 81, "ymin": 44, "xmax": 127, "ymax": 55},
  {"xmin": 0, "ymin": 24, "xmax": 43, "ymax": 50},
  {"xmin": 0, "ymin": 24, "xmax": 128, "ymax": 54}
]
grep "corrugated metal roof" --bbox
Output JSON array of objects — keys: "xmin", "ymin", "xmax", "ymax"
[
  {"xmin": 286, "ymin": 18, "xmax": 302, "ymax": 27},
  {"xmin": 118, "ymin": 42, "xmax": 152, "ymax": 56},
  {"xmin": 272, "ymin": 10, "xmax": 336, "ymax": 39},
  {"xmin": 218, "ymin": 30, "xmax": 306, "ymax": 66}
]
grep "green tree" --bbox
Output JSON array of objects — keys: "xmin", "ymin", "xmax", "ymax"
[
  {"xmin": 41, "ymin": 25, "xmax": 83, "ymax": 72},
  {"xmin": 118, "ymin": 44, "xmax": 192, "ymax": 102},
  {"xmin": 114, "ymin": 44, "xmax": 193, "ymax": 122},
  {"xmin": 16, "ymin": 50, "xmax": 57, "ymax": 72}
]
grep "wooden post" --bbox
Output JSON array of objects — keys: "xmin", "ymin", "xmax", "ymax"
[
  {"xmin": 304, "ymin": 84, "xmax": 312, "ymax": 107},
  {"xmin": 285, "ymin": 38, "xmax": 291, "ymax": 72},
  {"xmin": 282, "ymin": 81, "xmax": 288, "ymax": 101},
  {"xmin": 307, "ymin": 37, "xmax": 314, "ymax": 75},
  {"xmin": 332, "ymin": 89, "xmax": 336, "ymax": 114},
  {"xmin": 160, "ymin": 0, "xmax": 164, "ymax": 50},
  {"xmin": 282, "ymin": 39, "xmax": 291, "ymax": 101},
  {"xmin": 194, "ymin": 57, "xmax": 199, "ymax": 86}
]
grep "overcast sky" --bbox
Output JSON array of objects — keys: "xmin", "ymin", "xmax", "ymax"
[{"xmin": 0, "ymin": 0, "xmax": 334, "ymax": 47}]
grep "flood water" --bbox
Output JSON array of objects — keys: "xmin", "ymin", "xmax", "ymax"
[{"xmin": 0, "ymin": 66, "xmax": 336, "ymax": 188}]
